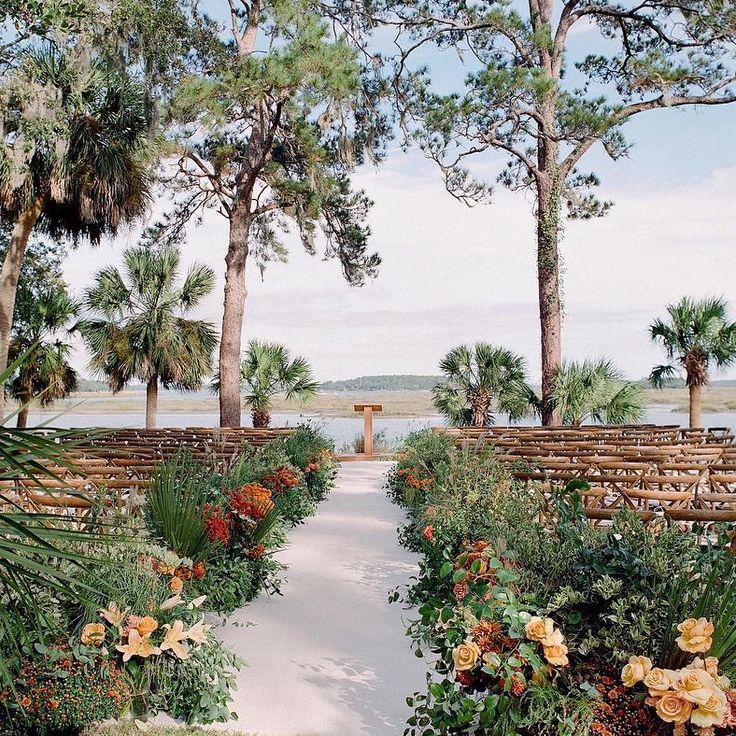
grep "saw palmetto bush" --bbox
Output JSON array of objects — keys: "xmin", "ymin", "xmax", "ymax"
[
  {"xmin": 543, "ymin": 357, "xmax": 645, "ymax": 426},
  {"xmin": 145, "ymin": 454, "xmax": 215, "ymax": 562}
]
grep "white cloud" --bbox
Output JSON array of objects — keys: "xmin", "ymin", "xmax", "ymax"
[{"xmin": 62, "ymin": 153, "xmax": 736, "ymax": 383}]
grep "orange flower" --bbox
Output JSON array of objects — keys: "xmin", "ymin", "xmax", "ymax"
[
  {"xmin": 135, "ymin": 616, "xmax": 159, "ymax": 637},
  {"xmin": 170, "ymin": 576, "xmax": 183, "ymax": 594},
  {"xmin": 81, "ymin": 622, "xmax": 106, "ymax": 646},
  {"xmin": 116, "ymin": 629, "xmax": 161, "ymax": 662}
]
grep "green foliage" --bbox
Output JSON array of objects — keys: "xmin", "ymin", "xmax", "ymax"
[
  {"xmin": 432, "ymin": 343, "xmax": 533, "ymax": 427},
  {"xmin": 153, "ymin": 638, "xmax": 242, "ymax": 724},
  {"xmin": 189, "ymin": 555, "xmax": 257, "ymax": 616},
  {"xmin": 389, "ymin": 433, "xmax": 736, "ymax": 734},
  {"xmin": 145, "ymin": 455, "xmax": 214, "ymax": 562},
  {"xmin": 278, "ymin": 425, "xmax": 337, "ymax": 502},
  {"xmin": 543, "ymin": 357, "xmax": 645, "ymax": 426},
  {"xmin": 0, "ymin": 46, "xmax": 152, "ymax": 241},
  {"xmin": 161, "ymin": 0, "xmax": 386, "ymax": 283},
  {"xmin": 0, "ymin": 230, "xmax": 78, "ymax": 419}
]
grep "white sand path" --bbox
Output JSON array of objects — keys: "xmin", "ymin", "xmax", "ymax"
[{"xmin": 215, "ymin": 461, "xmax": 427, "ymax": 736}]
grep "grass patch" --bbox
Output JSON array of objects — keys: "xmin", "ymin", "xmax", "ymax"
[{"xmin": 83, "ymin": 725, "xmax": 256, "ymax": 736}]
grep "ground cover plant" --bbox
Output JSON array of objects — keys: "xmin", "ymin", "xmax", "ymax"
[
  {"xmin": 0, "ymin": 425, "xmax": 337, "ymax": 734},
  {"xmin": 388, "ymin": 430, "xmax": 736, "ymax": 735}
]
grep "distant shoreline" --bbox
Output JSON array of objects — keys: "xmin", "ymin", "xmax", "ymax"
[{"xmin": 24, "ymin": 386, "xmax": 736, "ymax": 418}]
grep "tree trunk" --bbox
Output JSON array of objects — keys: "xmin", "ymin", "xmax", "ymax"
[
  {"xmin": 251, "ymin": 408, "xmax": 271, "ymax": 428},
  {"xmin": 536, "ymin": 159, "xmax": 563, "ymax": 426},
  {"xmin": 688, "ymin": 384, "xmax": 702, "ymax": 429},
  {"xmin": 145, "ymin": 376, "xmax": 158, "ymax": 429},
  {"xmin": 470, "ymin": 390, "xmax": 491, "ymax": 427},
  {"xmin": 0, "ymin": 197, "xmax": 46, "ymax": 417},
  {"xmin": 219, "ymin": 206, "xmax": 251, "ymax": 427},
  {"xmin": 16, "ymin": 403, "xmax": 29, "ymax": 429}
]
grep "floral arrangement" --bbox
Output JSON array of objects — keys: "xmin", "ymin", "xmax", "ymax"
[
  {"xmin": 87, "ymin": 595, "xmax": 210, "ymax": 664},
  {"xmin": 408, "ymin": 539, "xmax": 572, "ymax": 728},
  {"xmin": 203, "ymin": 482, "xmax": 275, "ymax": 555},
  {"xmin": 142, "ymin": 547, "xmax": 207, "ymax": 594},
  {"xmin": 622, "ymin": 618, "xmax": 736, "ymax": 734}
]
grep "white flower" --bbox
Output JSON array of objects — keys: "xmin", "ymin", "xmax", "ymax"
[
  {"xmin": 187, "ymin": 595, "xmax": 207, "ymax": 609},
  {"xmin": 160, "ymin": 594, "xmax": 182, "ymax": 611}
]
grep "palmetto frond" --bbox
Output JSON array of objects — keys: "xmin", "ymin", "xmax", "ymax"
[
  {"xmin": 433, "ymin": 342, "xmax": 533, "ymax": 427},
  {"xmin": 0, "ymin": 354, "xmax": 126, "ymax": 686},
  {"xmin": 549, "ymin": 358, "xmax": 644, "ymax": 426},
  {"xmin": 2, "ymin": 47, "xmax": 152, "ymax": 240}
]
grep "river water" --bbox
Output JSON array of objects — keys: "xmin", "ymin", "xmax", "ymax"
[{"xmin": 24, "ymin": 405, "xmax": 736, "ymax": 451}]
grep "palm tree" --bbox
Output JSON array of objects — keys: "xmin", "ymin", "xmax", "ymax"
[
  {"xmin": 8, "ymin": 287, "xmax": 78, "ymax": 428},
  {"xmin": 649, "ymin": 297, "xmax": 736, "ymax": 428},
  {"xmin": 544, "ymin": 358, "xmax": 645, "ymax": 426},
  {"xmin": 235, "ymin": 340, "xmax": 319, "ymax": 428},
  {"xmin": 79, "ymin": 244, "xmax": 218, "ymax": 428},
  {"xmin": 0, "ymin": 48, "xmax": 152, "ymax": 408},
  {"xmin": 432, "ymin": 343, "xmax": 533, "ymax": 427}
]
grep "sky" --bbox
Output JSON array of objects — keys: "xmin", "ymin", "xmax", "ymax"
[{"xmin": 62, "ymin": 7, "xmax": 736, "ymax": 384}]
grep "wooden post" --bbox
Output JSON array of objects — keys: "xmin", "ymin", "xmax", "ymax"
[{"xmin": 354, "ymin": 404, "xmax": 383, "ymax": 456}]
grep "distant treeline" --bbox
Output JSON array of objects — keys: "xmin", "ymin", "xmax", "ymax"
[{"xmin": 321, "ymin": 375, "xmax": 444, "ymax": 392}]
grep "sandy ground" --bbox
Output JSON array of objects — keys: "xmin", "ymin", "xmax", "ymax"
[{"xmin": 214, "ymin": 462, "xmax": 427, "ymax": 736}]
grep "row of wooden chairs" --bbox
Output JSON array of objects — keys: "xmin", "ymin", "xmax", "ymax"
[
  {"xmin": 0, "ymin": 427, "xmax": 296, "ymax": 518},
  {"xmin": 436, "ymin": 425, "xmax": 736, "ymax": 524}
]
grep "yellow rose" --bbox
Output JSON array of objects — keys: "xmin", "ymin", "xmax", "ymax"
[
  {"xmin": 136, "ymin": 616, "xmax": 159, "ymax": 637},
  {"xmin": 81, "ymin": 622, "xmax": 105, "ymax": 646},
  {"xmin": 643, "ymin": 667, "xmax": 674, "ymax": 696},
  {"xmin": 676, "ymin": 668, "xmax": 718, "ymax": 706},
  {"xmin": 621, "ymin": 655, "xmax": 653, "ymax": 688},
  {"xmin": 541, "ymin": 629, "xmax": 569, "ymax": 667},
  {"xmin": 452, "ymin": 641, "xmax": 481, "ymax": 672},
  {"xmin": 691, "ymin": 656, "xmax": 722, "ymax": 681},
  {"xmin": 525, "ymin": 616, "xmax": 555, "ymax": 643},
  {"xmin": 655, "ymin": 692, "xmax": 693, "ymax": 724},
  {"xmin": 676, "ymin": 617, "xmax": 714, "ymax": 654},
  {"xmin": 690, "ymin": 687, "xmax": 727, "ymax": 728}
]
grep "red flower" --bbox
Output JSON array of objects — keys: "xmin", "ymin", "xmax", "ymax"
[
  {"xmin": 192, "ymin": 560, "xmax": 206, "ymax": 579},
  {"xmin": 423, "ymin": 524, "xmax": 435, "ymax": 542},
  {"xmin": 510, "ymin": 676, "xmax": 526, "ymax": 696},
  {"xmin": 261, "ymin": 467, "xmax": 300, "ymax": 495},
  {"xmin": 204, "ymin": 504, "xmax": 232, "ymax": 544}
]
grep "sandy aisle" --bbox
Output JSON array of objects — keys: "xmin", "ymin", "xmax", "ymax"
[{"xmin": 215, "ymin": 461, "xmax": 426, "ymax": 736}]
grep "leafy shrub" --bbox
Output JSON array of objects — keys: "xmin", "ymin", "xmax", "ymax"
[
  {"xmin": 152, "ymin": 638, "xmax": 242, "ymax": 724},
  {"xmin": 0, "ymin": 648, "xmax": 129, "ymax": 736},
  {"xmin": 146, "ymin": 454, "xmax": 214, "ymax": 561},
  {"xmin": 390, "ymin": 433, "xmax": 736, "ymax": 735}
]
